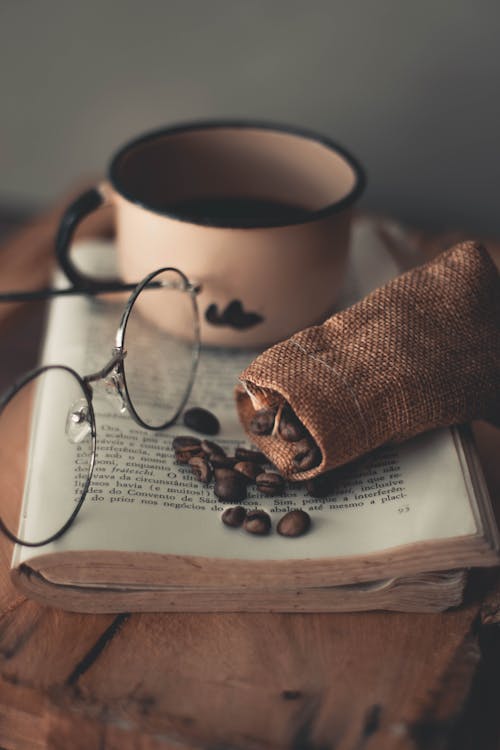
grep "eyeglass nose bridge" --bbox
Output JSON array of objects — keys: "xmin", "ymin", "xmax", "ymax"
[{"xmin": 83, "ymin": 349, "xmax": 129, "ymax": 416}]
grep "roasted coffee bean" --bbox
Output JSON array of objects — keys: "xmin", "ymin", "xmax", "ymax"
[
  {"xmin": 172, "ymin": 435, "xmax": 201, "ymax": 451},
  {"xmin": 214, "ymin": 467, "xmax": 239, "ymax": 480},
  {"xmin": 249, "ymin": 408, "xmax": 276, "ymax": 436},
  {"xmin": 214, "ymin": 472, "xmax": 247, "ymax": 503},
  {"xmin": 175, "ymin": 444, "xmax": 203, "ymax": 464},
  {"xmin": 235, "ymin": 447, "xmax": 267, "ymax": 464},
  {"xmin": 305, "ymin": 471, "xmax": 336, "ymax": 497},
  {"xmin": 209, "ymin": 454, "xmax": 237, "ymax": 469},
  {"xmin": 221, "ymin": 506, "xmax": 247, "ymax": 528},
  {"xmin": 215, "ymin": 479, "xmax": 247, "ymax": 503},
  {"xmin": 277, "ymin": 510, "xmax": 311, "ymax": 537},
  {"xmin": 201, "ymin": 439, "xmax": 226, "ymax": 457},
  {"xmin": 234, "ymin": 461, "xmax": 261, "ymax": 482},
  {"xmin": 183, "ymin": 407, "xmax": 220, "ymax": 435},
  {"xmin": 278, "ymin": 405, "xmax": 305, "ymax": 442},
  {"xmin": 256, "ymin": 471, "xmax": 285, "ymax": 496},
  {"xmin": 188, "ymin": 456, "xmax": 213, "ymax": 484},
  {"xmin": 244, "ymin": 510, "xmax": 271, "ymax": 535},
  {"xmin": 292, "ymin": 438, "xmax": 321, "ymax": 472}
]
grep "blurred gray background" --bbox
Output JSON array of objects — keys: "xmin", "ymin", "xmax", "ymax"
[{"xmin": 0, "ymin": 0, "xmax": 499, "ymax": 234}]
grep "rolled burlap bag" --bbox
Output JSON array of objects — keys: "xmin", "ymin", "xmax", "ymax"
[{"xmin": 236, "ymin": 242, "xmax": 500, "ymax": 480}]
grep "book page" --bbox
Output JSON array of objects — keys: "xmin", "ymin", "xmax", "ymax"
[{"xmin": 14, "ymin": 221, "xmax": 482, "ymax": 566}]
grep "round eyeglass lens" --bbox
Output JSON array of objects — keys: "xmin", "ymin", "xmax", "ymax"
[
  {"xmin": 0, "ymin": 366, "xmax": 95, "ymax": 547},
  {"xmin": 121, "ymin": 268, "xmax": 200, "ymax": 429}
]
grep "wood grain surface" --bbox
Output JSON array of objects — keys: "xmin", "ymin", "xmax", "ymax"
[{"xmin": 0, "ymin": 206, "xmax": 498, "ymax": 750}]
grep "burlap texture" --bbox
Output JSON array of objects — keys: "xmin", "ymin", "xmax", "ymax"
[{"xmin": 236, "ymin": 242, "xmax": 500, "ymax": 480}]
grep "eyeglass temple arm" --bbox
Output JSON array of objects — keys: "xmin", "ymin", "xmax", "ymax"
[
  {"xmin": 0, "ymin": 278, "xmax": 201, "ymax": 303},
  {"xmin": 0, "ymin": 283, "xmax": 147, "ymax": 303}
]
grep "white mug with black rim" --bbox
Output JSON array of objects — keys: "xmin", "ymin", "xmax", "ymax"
[{"xmin": 56, "ymin": 120, "xmax": 365, "ymax": 348}]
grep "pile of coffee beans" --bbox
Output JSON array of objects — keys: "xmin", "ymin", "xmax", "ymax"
[
  {"xmin": 173, "ymin": 435, "xmax": 282, "ymax": 506},
  {"xmin": 249, "ymin": 403, "xmax": 321, "ymax": 472},
  {"xmin": 221, "ymin": 506, "xmax": 311, "ymax": 537},
  {"xmin": 172, "ymin": 433, "xmax": 312, "ymax": 537}
]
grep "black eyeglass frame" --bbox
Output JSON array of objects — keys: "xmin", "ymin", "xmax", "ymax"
[{"xmin": 0, "ymin": 266, "xmax": 201, "ymax": 547}]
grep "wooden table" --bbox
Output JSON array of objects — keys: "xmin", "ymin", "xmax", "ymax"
[{"xmin": 0, "ymin": 207, "xmax": 499, "ymax": 750}]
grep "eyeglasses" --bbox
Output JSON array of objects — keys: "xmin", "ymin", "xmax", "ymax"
[{"xmin": 0, "ymin": 267, "xmax": 200, "ymax": 547}]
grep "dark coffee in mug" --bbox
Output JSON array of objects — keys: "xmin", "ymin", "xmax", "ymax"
[{"xmin": 163, "ymin": 197, "xmax": 312, "ymax": 225}]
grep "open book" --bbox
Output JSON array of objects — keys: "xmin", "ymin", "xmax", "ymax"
[{"xmin": 7, "ymin": 219, "xmax": 500, "ymax": 612}]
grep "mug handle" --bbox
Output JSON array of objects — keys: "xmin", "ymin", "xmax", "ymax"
[{"xmin": 55, "ymin": 185, "xmax": 121, "ymax": 291}]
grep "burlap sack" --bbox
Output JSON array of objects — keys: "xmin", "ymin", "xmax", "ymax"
[{"xmin": 236, "ymin": 242, "xmax": 500, "ymax": 480}]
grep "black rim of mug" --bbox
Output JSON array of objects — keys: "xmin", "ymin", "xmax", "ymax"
[{"xmin": 108, "ymin": 119, "xmax": 366, "ymax": 229}]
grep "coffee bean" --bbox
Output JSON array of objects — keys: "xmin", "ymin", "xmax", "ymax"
[
  {"xmin": 249, "ymin": 408, "xmax": 276, "ymax": 436},
  {"xmin": 214, "ymin": 467, "xmax": 240, "ymax": 480},
  {"xmin": 234, "ymin": 461, "xmax": 261, "ymax": 482},
  {"xmin": 215, "ymin": 479, "xmax": 247, "ymax": 503},
  {"xmin": 209, "ymin": 454, "xmax": 237, "ymax": 469},
  {"xmin": 214, "ymin": 472, "xmax": 247, "ymax": 503},
  {"xmin": 292, "ymin": 438, "xmax": 321, "ymax": 472},
  {"xmin": 244, "ymin": 510, "xmax": 271, "ymax": 535},
  {"xmin": 201, "ymin": 439, "xmax": 226, "ymax": 457},
  {"xmin": 277, "ymin": 510, "xmax": 311, "ymax": 537},
  {"xmin": 221, "ymin": 506, "xmax": 247, "ymax": 528},
  {"xmin": 256, "ymin": 471, "xmax": 285, "ymax": 496},
  {"xmin": 235, "ymin": 447, "xmax": 267, "ymax": 464},
  {"xmin": 172, "ymin": 435, "xmax": 201, "ymax": 451},
  {"xmin": 278, "ymin": 405, "xmax": 305, "ymax": 442},
  {"xmin": 175, "ymin": 444, "xmax": 203, "ymax": 464},
  {"xmin": 305, "ymin": 471, "xmax": 336, "ymax": 498},
  {"xmin": 188, "ymin": 456, "xmax": 212, "ymax": 484},
  {"xmin": 183, "ymin": 407, "xmax": 220, "ymax": 435}
]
